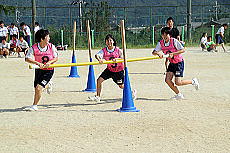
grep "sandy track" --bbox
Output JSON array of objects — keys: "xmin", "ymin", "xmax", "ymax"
[{"xmin": 0, "ymin": 47, "xmax": 229, "ymax": 153}]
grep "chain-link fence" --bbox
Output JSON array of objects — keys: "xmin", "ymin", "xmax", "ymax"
[{"xmin": 1, "ymin": 2, "xmax": 229, "ymax": 48}]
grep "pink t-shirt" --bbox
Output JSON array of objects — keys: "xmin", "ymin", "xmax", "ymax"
[
  {"xmin": 102, "ymin": 47, "xmax": 124, "ymax": 72},
  {"xmin": 160, "ymin": 38, "xmax": 183, "ymax": 63},
  {"xmin": 33, "ymin": 43, "xmax": 55, "ymax": 70}
]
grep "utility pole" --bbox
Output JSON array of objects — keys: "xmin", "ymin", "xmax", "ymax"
[
  {"xmin": 187, "ymin": 0, "xmax": 192, "ymax": 41},
  {"xmin": 213, "ymin": 1, "xmax": 220, "ymax": 21},
  {"xmin": 71, "ymin": 1, "xmax": 86, "ymax": 33},
  {"xmin": 32, "ymin": 0, "xmax": 36, "ymax": 44}
]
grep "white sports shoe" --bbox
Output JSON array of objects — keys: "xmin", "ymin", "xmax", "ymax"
[
  {"xmin": 171, "ymin": 93, "xmax": 184, "ymax": 100},
  {"xmin": 88, "ymin": 95, "xmax": 101, "ymax": 102},
  {"xmin": 24, "ymin": 105, "xmax": 38, "ymax": 111},
  {"xmin": 132, "ymin": 89, "xmax": 137, "ymax": 100},
  {"xmin": 47, "ymin": 81, "xmax": 53, "ymax": 94},
  {"xmin": 192, "ymin": 78, "xmax": 200, "ymax": 90}
]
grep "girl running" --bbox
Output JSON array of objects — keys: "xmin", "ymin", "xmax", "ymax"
[
  {"xmin": 25, "ymin": 29, "xmax": 58, "ymax": 111},
  {"xmin": 152, "ymin": 27, "xmax": 199, "ymax": 100}
]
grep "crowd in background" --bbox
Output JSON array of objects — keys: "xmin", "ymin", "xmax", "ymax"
[
  {"xmin": 0, "ymin": 20, "xmax": 40, "ymax": 58},
  {"xmin": 200, "ymin": 24, "xmax": 228, "ymax": 52}
]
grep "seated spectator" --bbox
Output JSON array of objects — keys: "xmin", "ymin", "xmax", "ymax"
[
  {"xmin": 206, "ymin": 36, "xmax": 216, "ymax": 52},
  {"xmin": 0, "ymin": 37, "xmax": 10, "ymax": 58},
  {"xmin": 16, "ymin": 36, "xmax": 29, "ymax": 57},
  {"xmin": 200, "ymin": 33, "xmax": 207, "ymax": 51},
  {"xmin": 9, "ymin": 34, "xmax": 18, "ymax": 55}
]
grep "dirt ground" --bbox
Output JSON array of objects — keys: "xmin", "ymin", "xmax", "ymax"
[{"xmin": 0, "ymin": 47, "xmax": 230, "ymax": 153}]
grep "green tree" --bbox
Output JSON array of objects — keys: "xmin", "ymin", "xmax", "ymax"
[
  {"xmin": 0, "ymin": 5, "xmax": 15, "ymax": 15},
  {"xmin": 83, "ymin": 1, "xmax": 111, "ymax": 32}
]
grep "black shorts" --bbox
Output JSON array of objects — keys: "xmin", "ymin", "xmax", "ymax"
[
  {"xmin": 0, "ymin": 36, "xmax": 5, "ymax": 42},
  {"xmin": 21, "ymin": 48, "xmax": 27, "ymax": 52},
  {"xmin": 167, "ymin": 61, "xmax": 184, "ymax": 77},
  {"xmin": 207, "ymin": 47, "xmax": 214, "ymax": 52},
  {"xmin": 201, "ymin": 44, "xmax": 206, "ymax": 49},
  {"xmin": 34, "ymin": 69, "xmax": 54, "ymax": 88},
  {"xmin": 9, "ymin": 48, "xmax": 15, "ymax": 51},
  {"xmin": 99, "ymin": 68, "xmax": 124, "ymax": 85}
]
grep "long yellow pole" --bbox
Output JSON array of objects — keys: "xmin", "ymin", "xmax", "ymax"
[{"xmin": 29, "ymin": 55, "xmax": 168, "ymax": 69}]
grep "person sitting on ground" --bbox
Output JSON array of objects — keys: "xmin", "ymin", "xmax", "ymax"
[
  {"xmin": 206, "ymin": 36, "xmax": 216, "ymax": 52},
  {"xmin": 9, "ymin": 34, "xmax": 18, "ymax": 55},
  {"xmin": 0, "ymin": 37, "xmax": 10, "ymax": 58},
  {"xmin": 16, "ymin": 36, "xmax": 29, "ymax": 57},
  {"xmin": 200, "ymin": 32, "xmax": 207, "ymax": 51}
]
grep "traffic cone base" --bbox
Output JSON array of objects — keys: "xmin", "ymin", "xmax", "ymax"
[
  {"xmin": 68, "ymin": 51, "xmax": 80, "ymax": 78},
  {"xmin": 83, "ymin": 89, "xmax": 96, "ymax": 92},
  {"xmin": 117, "ymin": 107, "xmax": 140, "ymax": 112},
  {"xmin": 83, "ymin": 64, "xmax": 96, "ymax": 92},
  {"xmin": 68, "ymin": 74, "xmax": 80, "ymax": 78},
  {"xmin": 117, "ymin": 67, "xmax": 140, "ymax": 112}
]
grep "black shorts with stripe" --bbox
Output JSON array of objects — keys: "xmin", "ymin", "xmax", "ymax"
[
  {"xmin": 34, "ymin": 69, "xmax": 54, "ymax": 88},
  {"xmin": 167, "ymin": 61, "xmax": 184, "ymax": 77},
  {"xmin": 99, "ymin": 68, "xmax": 124, "ymax": 85}
]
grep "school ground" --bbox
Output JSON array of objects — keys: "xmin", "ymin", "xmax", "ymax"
[{"xmin": 0, "ymin": 47, "xmax": 230, "ymax": 153}]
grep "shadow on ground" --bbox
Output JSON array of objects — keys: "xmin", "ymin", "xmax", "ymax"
[{"xmin": 0, "ymin": 97, "xmax": 170, "ymax": 113}]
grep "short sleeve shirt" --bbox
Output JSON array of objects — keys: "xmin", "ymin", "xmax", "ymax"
[
  {"xmin": 26, "ymin": 43, "xmax": 58, "ymax": 59},
  {"xmin": 23, "ymin": 25, "xmax": 31, "ymax": 36},
  {"xmin": 200, "ymin": 37, "xmax": 207, "ymax": 44},
  {"xmin": 34, "ymin": 26, "xmax": 40, "ymax": 33},
  {"xmin": 206, "ymin": 41, "xmax": 215, "ymax": 48},
  {"xmin": 17, "ymin": 40, "xmax": 29, "ymax": 49},
  {"xmin": 96, "ymin": 47, "xmax": 123, "ymax": 59},
  {"xmin": 0, "ymin": 27, "xmax": 8, "ymax": 37},
  {"xmin": 216, "ymin": 26, "xmax": 224, "ymax": 35},
  {"xmin": 154, "ymin": 39, "xmax": 184, "ymax": 51},
  {"xmin": 0, "ymin": 43, "xmax": 10, "ymax": 49},
  {"xmin": 9, "ymin": 27, "xmax": 19, "ymax": 35}
]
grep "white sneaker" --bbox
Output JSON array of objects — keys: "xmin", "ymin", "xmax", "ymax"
[
  {"xmin": 47, "ymin": 81, "xmax": 53, "ymax": 94},
  {"xmin": 24, "ymin": 105, "xmax": 38, "ymax": 111},
  {"xmin": 171, "ymin": 93, "xmax": 184, "ymax": 100},
  {"xmin": 132, "ymin": 89, "xmax": 137, "ymax": 100},
  {"xmin": 192, "ymin": 78, "xmax": 199, "ymax": 90},
  {"xmin": 88, "ymin": 95, "xmax": 100, "ymax": 102}
]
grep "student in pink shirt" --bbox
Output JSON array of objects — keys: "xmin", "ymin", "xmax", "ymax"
[
  {"xmin": 152, "ymin": 27, "xmax": 199, "ymax": 100},
  {"xmin": 25, "ymin": 29, "xmax": 58, "ymax": 111},
  {"xmin": 88, "ymin": 34, "xmax": 136, "ymax": 102}
]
